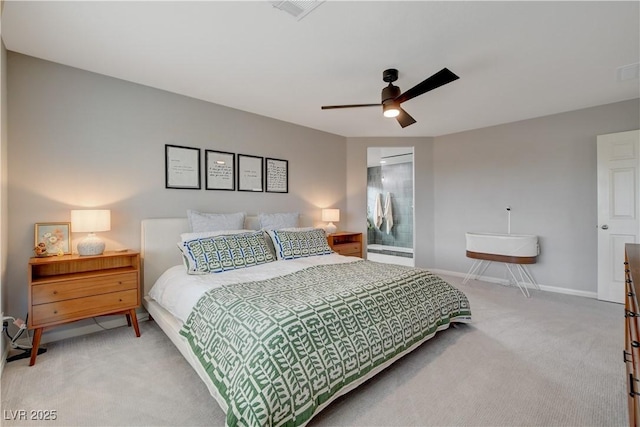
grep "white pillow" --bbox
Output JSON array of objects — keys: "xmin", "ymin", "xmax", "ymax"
[
  {"xmin": 187, "ymin": 210, "xmax": 246, "ymax": 232},
  {"xmin": 180, "ymin": 230, "xmax": 254, "ymax": 242},
  {"xmin": 280, "ymin": 227, "xmax": 314, "ymax": 232},
  {"xmin": 258, "ymin": 212, "xmax": 299, "ymax": 230}
]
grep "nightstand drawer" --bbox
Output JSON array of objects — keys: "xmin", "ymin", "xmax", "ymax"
[
  {"xmin": 31, "ymin": 272, "xmax": 138, "ymax": 305},
  {"xmin": 327, "ymin": 232, "xmax": 363, "ymax": 258},
  {"xmin": 32, "ymin": 289, "xmax": 138, "ymax": 326},
  {"xmin": 334, "ymin": 243, "xmax": 362, "ymax": 256}
]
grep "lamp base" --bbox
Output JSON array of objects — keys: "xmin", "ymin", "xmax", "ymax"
[
  {"xmin": 77, "ymin": 233, "xmax": 105, "ymax": 256},
  {"xmin": 325, "ymin": 222, "xmax": 337, "ymax": 235}
]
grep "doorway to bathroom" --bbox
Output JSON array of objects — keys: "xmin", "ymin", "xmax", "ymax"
[{"xmin": 366, "ymin": 147, "xmax": 414, "ymax": 267}]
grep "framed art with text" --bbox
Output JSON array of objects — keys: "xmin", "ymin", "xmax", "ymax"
[
  {"xmin": 238, "ymin": 154, "xmax": 263, "ymax": 192},
  {"xmin": 165, "ymin": 144, "xmax": 201, "ymax": 189},
  {"xmin": 206, "ymin": 150, "xmax": 235, "ymax": 191},
  {"xmin": 265, "ymin": 158, "xmax": 288, "ymax": 193}
]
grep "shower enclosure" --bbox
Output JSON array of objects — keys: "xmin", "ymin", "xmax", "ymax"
[{"xmin": 366, "ymin": 147, "xmax": 414, "ymax": 266}]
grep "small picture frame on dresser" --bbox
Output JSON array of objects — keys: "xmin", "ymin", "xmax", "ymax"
[{"xmin": 34, "ymin": 222, "xmax": 71, "ymax": 256}]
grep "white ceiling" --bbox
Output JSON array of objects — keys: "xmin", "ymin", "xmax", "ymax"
[{"xmin": 2, "ymin": 1, "xmax": 638, "ymax": 137}]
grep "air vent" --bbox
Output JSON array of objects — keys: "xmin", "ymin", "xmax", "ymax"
[
  {"xmin": 270, "ymin": 1, "xmax": 325, "ymax": 21},
  {"xmin": 617, "ymin": 63, "xmax": 640, "ymax": 82}
]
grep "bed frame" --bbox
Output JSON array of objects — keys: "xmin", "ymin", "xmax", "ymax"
[
  {"xmin": 139, "ymin": 216, "xmax": 468, "ymax": 425},
  {"xmin": 141, "ymin": 216, "xmax": 263, "ymax": 297},
  {"xmin": 140, "ymin": 218, "xmax": 188, "ymax": 297},
  {"xmin": 139, "ymin": 216, "xmax": 262, "ymax": 414}
]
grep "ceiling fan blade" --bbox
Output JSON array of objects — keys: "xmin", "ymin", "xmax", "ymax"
[
  {"xmin": 396, "ymin": 107, "xmax": 416, "ymax": 128},
  {"xmin": 394, "ymin": 68, "xmax": 459, "ymax": 105},
  {"xmin": 321, "ymin": 103, "xmax": 381, "ymax": 110}
]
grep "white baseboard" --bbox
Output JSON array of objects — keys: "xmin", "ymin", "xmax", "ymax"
[
  {"xmin": 429, "ymin": 268, "xmax": 598, "ymax": 299},
  {"xmin": 1, "ymin": 334, "xmax": 9, "ymax": 375},
  {"xmin": 1, "ymin": 310, "xmax": 8, "ymax": 375},
  {"xmin": 12, "ymin": 311, "xmax": 150, "ymax": 348},
  {"xmin": 2, "ymin": 269, "xmax": 598, "ymax": 363}
]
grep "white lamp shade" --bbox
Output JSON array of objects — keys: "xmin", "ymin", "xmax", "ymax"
[
  {"xmin": 322, "ymin": 208, "xmax": 339, "ymax": 235},
  {"xmin": 322, "ymin": 209, "xmax": 340, "ymax": 222},
  {"xmin": 71, "ymin": 210, "xmax": 111, "ymax": 256},
  {"xmin": 71, "ymin": 210, "xmax": 111, "ymax": 233}
]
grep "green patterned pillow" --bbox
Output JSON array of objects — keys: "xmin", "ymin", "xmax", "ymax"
[
  {"xmin": 267, "ymin": 228, "xmax": 333, "ymax": 260},
  {"xmin": 178, "ymin": 231, "xmax": 275, "ymax": 274}
]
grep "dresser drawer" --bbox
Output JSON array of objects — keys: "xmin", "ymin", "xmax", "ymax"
[
  {"xmin": 32, "ymin": 289, "xmax": 138, "ymax": 327},
  {"xmin": 334, "ymin": 243, "xmax": 362, "ymax": 257},
  {"xmin": 31, "ymin": 272, "xmax": 138, "ymax": 305}
]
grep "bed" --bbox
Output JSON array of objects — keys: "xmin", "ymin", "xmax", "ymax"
[{"xmin": 141, "ymin": 216, "xmax": 471, "ymax": 427}]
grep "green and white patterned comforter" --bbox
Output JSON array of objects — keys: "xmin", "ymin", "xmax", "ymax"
[{"xmin": 179, "ymin": 260, "xmax": 471, "ymax": 427}]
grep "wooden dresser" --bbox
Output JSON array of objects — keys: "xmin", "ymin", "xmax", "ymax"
[
  {"xmin": 625, "ymin": 243, "xmax": 640, "ymax": 426},
  {"xmin": 27, "ymin": 250, "xmax": 141, "ymax": 365},
  {"xmin": 327, "ymin": 232, "xmax": 363, "ymax": 258}
]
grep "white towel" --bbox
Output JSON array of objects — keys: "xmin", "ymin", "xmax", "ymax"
[
  {"xmin": 384, "ymin": 192, "xmax": 393, "ymax": 234},
  {"xmin": 374, "ymin": 193, "xmax": 383, "ymax": 229}
]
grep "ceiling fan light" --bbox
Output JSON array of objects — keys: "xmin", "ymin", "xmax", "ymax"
[{"xmin": 383, "ymin": 103, "xmax": 400, "ymax": 118}]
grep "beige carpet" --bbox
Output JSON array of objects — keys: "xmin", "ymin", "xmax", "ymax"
[{"xmin": 1, "ymin": 275, "xmax": 626, "ymax": 426}]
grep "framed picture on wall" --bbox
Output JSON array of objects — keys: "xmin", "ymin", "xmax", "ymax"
[
  {"xmin": 265, "ymin": 158, "xmax": 288, "ymax": 193},
  {"xmin": 34, "ymin": 222, "xmax": 71, "ymax": 256},
  {"xmin": 206, "ymin": 150, "xmax": 235, "ymax": 191},
  {"xmin": 165, "ymin": 144, "xmax": 201, "ymax": 189},
  {"xmin": 238, "ymin": 154, "xmax": 264, "ymax": 192}
]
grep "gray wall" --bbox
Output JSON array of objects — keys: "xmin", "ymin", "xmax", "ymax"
[
  {"xmin": 345, "ymin": 100, "xmax": 639, "ymax": 297},
  {"xmin": 4, "ymin": 51, "xmax": 640, "ymax": 345},
  {"xmin": 1, "ymin": 9, "xmax": 8, "ymax": 358},
  {"xmin": 433, "ymin": 99, "xmax": 640, "ymax": 295},
  {"xmin": 6, "ymin": 53, "xmax": 346, "ymax": 332}
]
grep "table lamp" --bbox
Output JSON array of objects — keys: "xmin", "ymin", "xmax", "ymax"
[
  {"xmin": 322, "ymin": 208, "xmax": 340, "ymax": 235},
  {"xmin": 71, "ymin": 209, "xmax": 111, "ymax": 256}
]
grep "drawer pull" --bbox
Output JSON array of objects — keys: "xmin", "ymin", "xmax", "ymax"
[
  {"xmin": 119, "ymin": 299, "xmax": 123, "ymax": 302},
  {"xmin": 53, "ymin": 310, "xmax": 58, "ymax": 314},
  {"xmin": 630, "ymin": 373, "xmax": 640, "ymax": 397},
  {"xmin": 53, "ymin": 291, "xmax": 58, "ymax": 295}
]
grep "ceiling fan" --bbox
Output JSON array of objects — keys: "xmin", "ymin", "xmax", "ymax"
[{"xmin": 321, "ymin": 68, "xmax": 459, "ymax": 128}]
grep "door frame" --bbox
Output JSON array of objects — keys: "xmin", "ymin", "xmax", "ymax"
[{"xmin": 597, "ymin": 130, "xmax": 640, "ymax": 303}]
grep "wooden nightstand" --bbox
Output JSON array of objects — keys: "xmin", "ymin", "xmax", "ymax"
[
  {"xmin": 327, "ymin": 232, "xmax": 363, "ymax": 258},
  {"xmin": 27, "ymin": 251, "xmax": 141, "ymax": 365}
]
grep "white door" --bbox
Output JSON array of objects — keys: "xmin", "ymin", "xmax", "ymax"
[{"xmin": 597, "ymin": 130, "xmax": 640, "ymax": 303}]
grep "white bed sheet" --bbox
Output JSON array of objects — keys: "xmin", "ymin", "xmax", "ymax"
[{"xmin": 148, "ymin": 253, "xmax": 359, "ymax": 324}]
